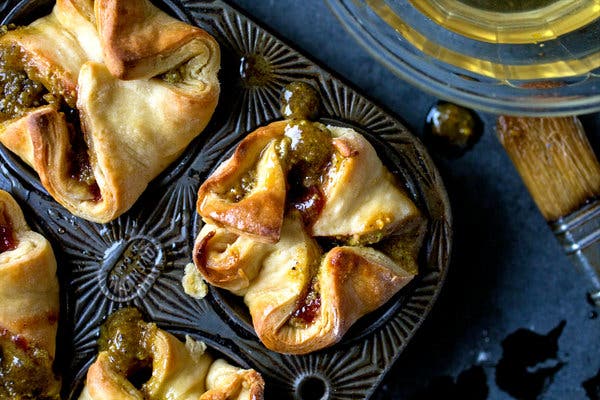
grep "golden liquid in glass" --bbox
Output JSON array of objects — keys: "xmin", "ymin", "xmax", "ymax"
[
  {"xmin": 366, "ymin": 0, "xmax": 600, "ymax": 79},
  {"xmin": 459, "ymin": 0, "xmax": 559, "ymax": 12},
  {"xmin": 411, "ymin": 0, "xmax": 599, "ymax": 44}
]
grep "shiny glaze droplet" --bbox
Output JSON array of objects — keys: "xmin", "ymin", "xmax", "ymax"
[{"xmin": 240, "ymin": 54, "xmax": 273, "ymax": 87}]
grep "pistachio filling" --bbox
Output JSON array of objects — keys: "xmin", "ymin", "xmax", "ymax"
[
  {"xmin": 0, "ymin": 328, "xmax": 60, "ymax": 400},
  {"xmin": 0, "ymin": 25, "xmax": 101, "ymax": 201},
  {"xmin": 0, "ymin": 42, "xmax": 51, "ymax": 123},
  {"xmin": 98, "ymin": 308, "xmax": 156, "ymax": 389},
  {"xmin": 225, "ymin": 168, "xmax": 257, "ymax": 203}
]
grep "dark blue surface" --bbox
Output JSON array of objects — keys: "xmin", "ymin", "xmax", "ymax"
[{"xmin": 226, "ymin": 1, "xmax": 600, "ymax": 399}]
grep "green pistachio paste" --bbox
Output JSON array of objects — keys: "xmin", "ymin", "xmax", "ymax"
[
  {"xmin": 280, "ymin": 81, "xmax": 320, "ymax": 120},
  {"xmin": 98, "ymin": 307, "xmax": 155, "ymax": 380},
  {"xmin": 227, "ymin": 168, "xmax": 257, "ymax": 203},
  {"xmin": 282, "ymin": 120, "xmax": 333, "ymax": 188},
  {"xmin": 0, "ymin": 45, "xmax": 48, "ymax": 123},
  {"xmin": 0, "ymin": 330, "xmax": 61, "ymax": 400}
]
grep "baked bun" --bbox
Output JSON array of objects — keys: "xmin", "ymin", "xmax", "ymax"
[
  {"xmin": 0, "ymin": 190, "xmax": 61, "ymax": 398},
  {"xmin": 0, "ymin": 0, "xmax": 220, "ymax": 223},
  {"xmin": 193, "ymin": 120, "xmax": 425, "ymax": 354},
  {"xmin": 197, "ymin": 121, "xmax": 288, "ymax": 243},
  {"xmin": 79, "ymin": 308, "xmax": 264, "ymax": 400}
]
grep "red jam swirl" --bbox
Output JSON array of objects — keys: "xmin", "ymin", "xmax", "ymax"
[
  {"xmin": 290, "ymin": 185, "xmax": 325, "ymax": 228},
  {"xmin": 66, "ymin": 115, "xmax": 102, "ymax": 202},
  {"xmin": 0, "ymin": 326, "xmax": 30, "ymax": 357},
  {"xmin": 0, "ymin": 218, "xmax": 17, "ymax": 253},
  {"xmin": 291, "ymin": 286, "xmax": 321, "ymax": 326},
  {"xmin": 89, "ymin": 182, "xmax": 102, "ymax": 202}
]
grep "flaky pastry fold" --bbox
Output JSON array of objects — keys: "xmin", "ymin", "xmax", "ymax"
[
  {"xmin": 0, "ymin": 0, "xmax": 220, "ymax": 223},
  {"xmin": 195, "ymin": 213, "xmax": 420, "ymax": 354},
  {"xmin": 193, "ymin": 122, "xmax": 425, "ymax": 353},
  {"xmin": 312, "ymin": 126, "xmax": 421, "ymax": 240},
  {"xmin": 0, "ymin": 190, "xmax": 59, "ymax": 356},
  {"xmin": 79, "ymin": 322, "xmax": 263, "ymax": 400},
  {"xmin": 0, "ymin": 190, "xmax": 61, "ymax": 397},
  {"xmin": 197, "ymin": 121, "xmax": 288, "ymax": 243}
]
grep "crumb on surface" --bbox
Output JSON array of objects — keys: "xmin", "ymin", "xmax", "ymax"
[
  {"xmin": 185, "ymin": 335, "xmax": 207, "ymax": 361},
  {"xmin": 182, "ymin": 262, "xmax": 208, "ymax": 299}
]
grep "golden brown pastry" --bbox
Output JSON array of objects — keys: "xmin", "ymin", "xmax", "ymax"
[
  {"xmin": 78, "ymin": 308, "xmax": 264, "ymax": 400},
  {"xmin": 197, "ymin": 121, "xmax": 288, "ymax": 243},
  {"xmin": 0, "ymin": 0, "xmax": 220, "ymax": 223},
  {"xmin": 311, "ymin": 125, "xmax": 421, "ymax": 240},
  {"xmin": 193, "ymin": 120, "xmax": 426, "ymax": 354},
  {"xmin": 0, "ymin": 190, "xmax": 61, "ymax": 398}
]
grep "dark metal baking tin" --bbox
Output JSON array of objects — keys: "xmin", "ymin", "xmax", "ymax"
[{"xmin": 0, "ymin": 1, "xmax": 452, "ymax": 399}]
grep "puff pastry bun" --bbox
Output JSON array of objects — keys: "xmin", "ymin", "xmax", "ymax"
[
  {"xmin": 79, "ymin": 308, "xmax": 264, "ymax": 400},
  {"xmin": 0, "ymin": 0, "xmax": 220, "ymax": 223},
  {"xmin": 0, "ymin": 190, "xmax": 61, "ymax": 398},
  {"xmin": 194, "ymin": 121, "xmax": 426, "ymax": 354}
]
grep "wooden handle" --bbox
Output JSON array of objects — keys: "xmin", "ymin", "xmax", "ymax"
[{"xmin": 497, "ymin": 115, "xmax": 600, "ymax": 222}]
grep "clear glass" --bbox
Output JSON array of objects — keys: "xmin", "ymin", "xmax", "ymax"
[{"xmin": 326, "ymin": 0, "xmax": 600, "ymax": 116}]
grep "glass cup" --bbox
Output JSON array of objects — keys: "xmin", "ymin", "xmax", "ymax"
[{"xmin": 326, "ymin": 0, "xmax": 600, "ymax": 116}]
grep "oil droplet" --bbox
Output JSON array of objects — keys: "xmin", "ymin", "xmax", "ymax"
[
  {"xmin": 424, "ymin": 101, "xmax": 483, "ymax": 158},
  {"xmin": 587, "ymin": 291, "xmax": 600, "ymax": 307},
  {"xmin": 495, "ymin": 321, "xmax": 566, "ymax": 400},
  {"xmin": 57, "ymin": 227, "xmax": 65, "ymax": 234},
  {"xmin": 240, "ymin": 54, "xmax": 272, "ymax": 87},
  {"xmin": 583, "ymin": 368, "xmax": 600, "ymax": 400}
]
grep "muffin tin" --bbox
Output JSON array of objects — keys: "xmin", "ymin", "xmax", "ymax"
[{"xmin": 0, "ymin": 1, "xmax": 451, "ymax": 399}]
